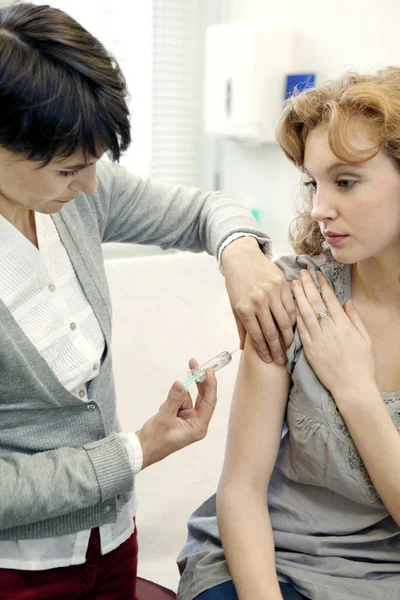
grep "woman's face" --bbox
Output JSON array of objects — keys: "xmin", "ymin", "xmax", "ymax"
[
  {"xmin": 0, "ymin": 147, "xmax": 101, "ymax": 214},
  {"xmin": 304, "ymin": 125, "xmax": 400, "ymax": 264}
]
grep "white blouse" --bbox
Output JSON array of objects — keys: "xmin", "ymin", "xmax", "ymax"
[{"xmin": 0, "ymin": 213, "xmax": 142, "ymax": 570}]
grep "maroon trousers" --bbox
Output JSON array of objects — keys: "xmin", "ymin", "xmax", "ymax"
[{"xmin": 0, "ymin": 526, "xmax": 138, "ymax": 600}]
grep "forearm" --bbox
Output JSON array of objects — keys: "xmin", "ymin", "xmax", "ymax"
[
  {"xmin": 0, "ymin": 433, "xmax": 133, "ymax": 531},
  {"xmin": 100, "ymin": 162, "xmax": 269, "ymax": 257},
  {"xmin": 334, "ymin": 384, "xmax": 400, "ymax": 525},
  {"xmin": 217, "ymin": 482, "xmax": 283, "ymax": 600}
]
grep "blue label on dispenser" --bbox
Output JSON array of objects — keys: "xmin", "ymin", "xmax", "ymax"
[{"xmin": 285, "ymin": 73, "xmax": 316, "ymax": 99}]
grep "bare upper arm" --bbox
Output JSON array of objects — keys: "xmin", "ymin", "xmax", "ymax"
[{"xmin": 219, "ymin": 335, "xmax": 290, "ymax": 493}]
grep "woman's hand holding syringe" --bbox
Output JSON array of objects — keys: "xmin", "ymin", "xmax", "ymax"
[
  {"xmin": 135, "ymin": 349, "xmax": 240, "ymax": 470},
  {"xmin": 136, "ymin": 358, "xmax": 217, "ymax": 470}
]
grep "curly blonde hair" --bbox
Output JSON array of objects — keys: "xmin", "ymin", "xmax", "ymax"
[{"xmin": 276, "ymin": 67, "xmax": 400, "ymax": 254}]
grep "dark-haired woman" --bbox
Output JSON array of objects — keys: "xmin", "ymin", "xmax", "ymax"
[{"xmin": 0, "ymin": 3, "xmax": 295, "ymax": 598}]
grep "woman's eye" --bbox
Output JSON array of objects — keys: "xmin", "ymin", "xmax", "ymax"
[
  {"xmin": 303, "ymin": 180, "xmax": 317, "ymax": 191},
  {"xmin": 59, "ymin": 168, "xmax": 82, "ymax": 177},
  {"xmin": 336, "ymin": 179, "xmax": 357, "ymax": 189}
]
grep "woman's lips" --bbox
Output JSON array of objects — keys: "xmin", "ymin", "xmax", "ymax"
[{"xmin": 324, "ymin": 233, "xmax": 349, "ymax": 246}]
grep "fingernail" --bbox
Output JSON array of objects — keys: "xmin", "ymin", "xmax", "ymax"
[
  {"xmin": 276, "ymin": 355, "xmax": 286, "ymax": 364},
  {"xmin": 263, "ymin": 354, "xmax": 272, "ymax": 363},
  {"xmin": 173, "ymin": 381, "xmax": 185, "ymax": 393}
]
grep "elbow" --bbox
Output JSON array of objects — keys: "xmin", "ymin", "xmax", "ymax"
[
  {"xmin": 216, "ymin": 480, "xmax": 245, "ymax": 542},
  {"xmin": 217, "ymin": 476, "xmax": 267, "ymax": 518},
  {"xmin": 216, "ymin": 477, "xmax": 271, "ymax": 549},
  {"xmin": 216, "ymin": 479, "xmax": 236, "ymax": 514}
]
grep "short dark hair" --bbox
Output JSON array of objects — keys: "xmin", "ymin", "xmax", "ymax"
[{"xmin": 0, "ymin": 2, "xmax": 131, "ymax": 164}]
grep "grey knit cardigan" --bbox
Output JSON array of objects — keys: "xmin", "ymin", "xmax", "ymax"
[{"xmin": 0, "ymin": 160, "xmax": 270, "ymax": 540}]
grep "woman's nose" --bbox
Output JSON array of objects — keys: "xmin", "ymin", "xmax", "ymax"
[
  {"xmin": 310, "ymin": 190, "xmax": 337, "ymax": 222},
  {"xmin": 69, "ymin": 166, "xmax": 98, "ymax": 195}
]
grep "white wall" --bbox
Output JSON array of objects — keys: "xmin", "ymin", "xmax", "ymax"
[{"xmin": 208, "ymin": 0, "xmax": 400, "ymax": 258}]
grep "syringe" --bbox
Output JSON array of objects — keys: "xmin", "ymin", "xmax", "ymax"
[{"xmin": 184, "ymin": 348, "xmax": 240, "ymax": 390}]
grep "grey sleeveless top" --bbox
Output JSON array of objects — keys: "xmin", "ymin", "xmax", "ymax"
[{"xmin": 177, "ymin": 253, "xmax": 400, "ymax": 600}]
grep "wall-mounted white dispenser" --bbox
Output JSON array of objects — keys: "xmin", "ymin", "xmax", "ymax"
[{"xmin": 204, "ymin": 23, "xmax": 293, "ymax": 144}]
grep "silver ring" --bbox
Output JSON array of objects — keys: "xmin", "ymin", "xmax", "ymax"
[{"xmin": 316, "ymin": 310, "xmax": 331, "ymax": 322}]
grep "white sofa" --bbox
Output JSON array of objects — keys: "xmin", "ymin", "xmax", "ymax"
[{"xmin": 104, "ymin": 251, "xmax": 240, "ymax": 592}]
